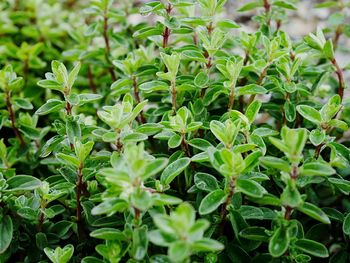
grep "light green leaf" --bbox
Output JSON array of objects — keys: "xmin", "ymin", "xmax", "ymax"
[
  {"xmin": 160, "ymin": 158, "xmax": 191, "ymax": 185},
  {"xmin": 198, "ymin": 189, "xmax": 227, "ymax": 215}
]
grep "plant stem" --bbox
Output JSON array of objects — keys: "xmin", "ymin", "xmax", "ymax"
[
  {"xmin": 134, "ymin": 207, "xmax": 141, "ymax": 220},
  {"xmin": 228, "ymin": 86, "xmax": 235, "ymax": 110},
  {"xmin": 276, "ymin": 19, "xmax": 282, "ymax": 31},
  {"xmin": 114, "ymin": 134, "xmax": 123, "ymax": 152},
  {"xmin": 162, "ymin": 4, "xmax": 172, "ymax": 48},
  {"xmin": 207, "ymin": 21, "xmax": 213, "ymax": 35},
  {"xmin": 314, "ymin": 143, "xmax": 324, "ymax": 159},
  {"xmin": 331, "ymin": 58, "xmax": 344, "ymax": 101},
  {"xmin": 132, "ymin": 75, "xmax": 146, "ymax": 124},
  {"xmin": 87, "ymin": 65, "xmax": 97, "ymax": 93},
  {"xmin": 76, "ymin": 162, "xmax": 85, "ymax": 240},
  {"xmin": 5, "ymin": 90, "xmax": 25, "ymax": 147},
  {"xmin": 37, "ymin": 201, "xmax": 46, "ymax": 232},
  {"xmin": 290, "ymin": 165, "xmax": 298, "ymax": 180},
  {"xmin": 284, "ymin": 206, "xmax": 292, "ymax": 220},
  {"xmin": 181, "ymin": 132, "xmax": 191, "ymax": 158},
  {"xmin": 162, "ymin": 26, "xmax": 170, "ymax": 48},
  {"xmin": 219, "ymin": 177, "xmax": 236, "ymax": 234},
  {"xmin": 263, "ymin": 0, "xmax": 271, "ymax": 25},
  {"xmin": 102, "ymin": 8, "xmax": 117, "ymax": 82},
  {"xmin": 333, "ymin": 25, "xmax": 343, "ymax": 50}
]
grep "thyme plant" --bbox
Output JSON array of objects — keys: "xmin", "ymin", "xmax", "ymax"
[{"xmin": 1, "ymin": 0, "xmax": 350, "ymax": 262}]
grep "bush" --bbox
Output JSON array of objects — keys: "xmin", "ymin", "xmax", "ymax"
[{"xmin": 1, "ymin": 0, "xmax": 350, "ymax": 262}]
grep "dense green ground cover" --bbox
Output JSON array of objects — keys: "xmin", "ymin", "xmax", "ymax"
[{"xmin": 1, "ymin": 0, "xmax": 350, "ymax": 262}]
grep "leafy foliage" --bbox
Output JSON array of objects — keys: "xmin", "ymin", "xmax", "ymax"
[{"xmin": 1, "ymin": 0, "xmax": 350, "ymax": 262}]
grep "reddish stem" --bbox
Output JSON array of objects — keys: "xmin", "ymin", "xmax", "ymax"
[
  {"xmin": 331, "ymin": 58, "xmax": 344, "ymax": 101},
  {"xmin": 263, "ymin": 0, "xmax": 271, "ymax": 25},
  {"xmin": 5, "ymin": 91, "xmax": 25, "ymax": 147},
  {"xmin": 314, "ymin": 143, "xmax": 324, "ymax": 159},
  {"xmin": 291, "ymin": 165, "xmax": 298, "ymax": 180},
  {"xmin": 333, "ymin": 25, "xmax": 343, "ymax": 50},
  {"xmin": 102, "ymin": 11, "xmax": 117, "ymax": 81},
  {"xmin": 162, "ymin": 4, "xmax": 172, "ymax": 48},
  {"xmin": 284, "ymin": 206, "xmax": 292, "ymax": 220},
  {"xmin": 181, "ymin": 133, "xmax": 191, "ymax": 158}
]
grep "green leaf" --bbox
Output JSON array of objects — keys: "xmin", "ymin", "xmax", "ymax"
[
  {"xmin": 281, "ymin": 180, "xmax": 303, "ymax": 208},
  {"xmin": 323, "ymin": 39, "xmax": 334, "ymax": 59},
  {"xmin": 315, "ymin": 1, "xmax": 338, "ymax": 8},
  {"xmin": 133, "ymin": 27, "xmax": 163, "ymax": 39},
  {"xmin": 139, "ymin": 80, "xmax": 169, "ymax": 93},
  {"xmin": 131, "ymin": 225, "xmax": 148, "ymax": 260},
  {"xmin": 192, "ymin": 238, "xmax": 224, "ymax": 252},
  {"xmin": 297, "ymin": 202, "xmax": 331, "ymax": 224},
  {"xmin": 284, "ymin": 101, "xmax": 296, "ymax": 122},
  {"xmin": 35, "ymin": 99, "xmax": 65, "ymax": 115},
  {"xmin": 343, "ymin": 213, "xmax": 350, "ymax": 235},
  {"xmin": 328, "ymin": 119, "xmax": 348, "ymax": 131},
  {"xmin": 260, "ymin": 156, "xmax": 291, "ymax": 172},
  {"xmin": 168, "ymin": 241, "xmax": 190, "ymax": 262},
  {"xmin": 216, "ymin": 19, "xmax": 240, "ymax": 29},
  {"xmin": 310, "ymin": 129, "xmax": 325, "ymax": 146},
  {"xmin": 328, "ymin": 178, "xmax": 350, "ymax": 194},
  {"xmin": 160, "ymin": 158, "xmax": 191, "ymax": 185},
  {"xmin": 56, "ymin": 153, "xmax": 80, "ymax": 168},
  {"xmin": 0, "ymin": 215, "xmax": 13, "ymax": 253},
  {"xmin": 68, "ymin": 62, "xmax": 81, "ymax": 88},
  {"xmin": 19, "ymin": 125, "xmax": 41, "ymax": 140},
  {"xmin": 300, "ymin": 162, "xmax": 335, "ymax": 176},
  {"xmin": 296, "ymin": 105, "xmax": 322, "ymax": 125},
  {"xmin": 6, "ymin": 175, "xmax": 42, "ymax": 191},
  {"xmin": 239, "ymin": 227, "xmax": 269, "ymax": 241},
  {"xmin": 44, "ymin": 244, "xmax": 74, "ymax": 263},
  {"xmin": 237, "ymin": 84, "xmax": 267, "ymax": 96},
  {"xmin": 37, "ymin": 79, "xmax": 63, "ymax": 92},
  {"xmin": 237, "ymin": 1, "xmax": 262, "ymax": 12},
  {"xmin": 36, "ymin": 232, "xmax": 48, "ymax": 250},
  {"xmin": 274, "ymin": 1, "xmax": 297, "ymax": 10},
  {"xmin": 188, "ymin": 138, "xmax": 213, "ymax": 151},
  {"xmin": 269, "ymin": 227, "xmax": 290, "ymax": 257},
  {"xmin": 236, "ymin": 179, "xmax": 266, "ymax": 198},
  {"xmin": 245, "ymin": 100, "xmax": 261, "ymax": 123},
  {"xmin": 182, "ymin": 50, "xmax": 207, "ymax": 63},
  {"xmin": 8, "ymin": 77, "xmax": 24, "ymax": 91},
  {"xmin": 168, "ymin": 134, "xmax": 182, "ymax": 148},
  {"xmin": 198, "ymin": 189, "xmax": 227, "ymax": 215},
  {"xmin": 194, "ymin": 172, "xmax": 219, "ymax": 192},
  {"xmin": 194, "ymin": 72, "xmax": 209, "ymax": 87},
  {"xmin": 12, "ymin": 98, "xmax": 33, "ymax": 110},
  {"xmin": 66, "ymin": 118, "xmax": 81, "ymax": 145},
  {"xmin": 294, "ymin": 239, "xmax": 329, "ymax": 258},
  {"xmin": 90, "ymin": 228, "xmax": 125, "ymax": 240},
  {"xmin": 78, "ymin": 94, "xmax": 103, "ymax": 104}
]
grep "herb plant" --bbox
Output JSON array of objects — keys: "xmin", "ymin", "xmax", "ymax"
[{"xmin": 1, "ymin": 0, "xmax": 350, "ymax": 262}]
